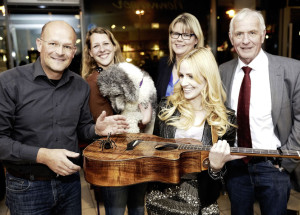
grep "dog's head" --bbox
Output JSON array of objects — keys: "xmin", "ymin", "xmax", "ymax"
[{"xmin": 97, "ymin": 64, "xmax": 138, "ymax": 113}]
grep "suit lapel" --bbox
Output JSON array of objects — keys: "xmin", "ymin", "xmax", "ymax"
[
  {"xmin": 267, "ymin": 53, "xmax": 284, "ymax": 126},
  {"xmin": 225, "ymin": 59, "xmax": 238, "ymax": 106}
]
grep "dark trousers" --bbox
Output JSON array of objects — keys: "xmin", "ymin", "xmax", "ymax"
[
  {"xmin": 6, "ymin": 172, "xmax": 81, "ymax": 215},
  {"xmin": 100, "ymin": 183, "xmax": 147, "ymax": 215},
  {"xmin": 226, "ymin": 159, "xmax": 291, "ymax": 215},
  {"xmin": 0, "ymin": 162, "xmax": 5, "ymax": 201}
]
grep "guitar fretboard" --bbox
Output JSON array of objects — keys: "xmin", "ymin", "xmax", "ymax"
[{"xmin": 177, "ymin": 144, "xmax": 300, "ymax": 158}]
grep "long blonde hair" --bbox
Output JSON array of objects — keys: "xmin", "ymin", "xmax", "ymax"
[
  {"xmin": 168, "ymin": 13, "xmax": 204, "ymax": 65},
  {"xmin": 81, "ymin": 27, "xmax": 124, "ymax": 79},
  {"xmin": 159, "ymin": 47, "xmax": 234, "ymax": 137}
]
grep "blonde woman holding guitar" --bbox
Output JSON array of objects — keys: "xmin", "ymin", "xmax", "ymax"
[{"xmin": 146, "ymin": 47, "xmax": 243, "ymax": 215}]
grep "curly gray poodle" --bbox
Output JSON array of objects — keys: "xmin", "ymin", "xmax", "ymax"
[{"xmin": 97, "ymin": 62, "xmax": 157, "ymax": 133}]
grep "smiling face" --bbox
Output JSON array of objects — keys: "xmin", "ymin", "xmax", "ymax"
[
  {"xmin": 229, "ymin": 15, "xmax": 265, "ymax": 65},
  {"xmin": 36, "ymin": 21, "xmax": 77, "ymax": 79},
  {"xmin": 171, "ymin": 22, "xmax": 198, "ymax": 61},
  {"xmin": 179, "ymin": 60, "xmax": 206, "ymax": 104},
  {"xmin": 89, "ymin": 33, "xmax": 116, "ymax": 69}
]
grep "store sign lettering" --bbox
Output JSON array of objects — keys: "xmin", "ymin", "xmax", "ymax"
[{"xmin": 112, "ymin": 0, "xmax": 183, "ymax": 10}]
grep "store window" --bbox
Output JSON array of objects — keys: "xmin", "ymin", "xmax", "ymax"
[
  {"xmin": 8, "ymin": 14, "xmax": 81, "ymax": 69},
  {"xmin": 1, "ymin": 1, "xmax": 82, "ymax": 73}
]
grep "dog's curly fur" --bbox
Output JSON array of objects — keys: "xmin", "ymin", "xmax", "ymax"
[{"xmin": 97, "ymin": 62, "xmax": 157, "ymax": 133}]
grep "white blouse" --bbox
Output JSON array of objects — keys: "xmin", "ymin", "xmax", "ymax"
[{"xmin": 175, "ymin": 123, "xmax": 204, "ymax": 141}]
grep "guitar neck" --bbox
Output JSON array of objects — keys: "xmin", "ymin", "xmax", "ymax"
[{"xmin": 178, "ymin": 144, "xmax": 300, "ymax": 159}]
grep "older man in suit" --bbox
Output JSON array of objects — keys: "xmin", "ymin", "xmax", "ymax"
[{"xmin": 219, "ymin": 8, "xmax": 300, "ymax": 215}]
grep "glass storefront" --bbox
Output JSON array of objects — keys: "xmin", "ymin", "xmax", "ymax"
[
  {"xmin": 0, "ymin": 1, "xmax": 81, "ymax": 73},
  {"xmin": 0, "ymin": 0, "xmax": 299, "ymax": 74},
  {"xmin": 8, "ymin": 14, "xmax": 81, "ymax": 66}
]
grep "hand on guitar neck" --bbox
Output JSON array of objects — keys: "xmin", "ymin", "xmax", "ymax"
[{"xmin": 209, "ymin": 140, "xmax": 245, "ymax": 171}]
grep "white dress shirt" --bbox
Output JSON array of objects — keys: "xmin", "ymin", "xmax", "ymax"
[{"xmin": 230, "ymin": 49, "xmax": 281, "ymax": 150}]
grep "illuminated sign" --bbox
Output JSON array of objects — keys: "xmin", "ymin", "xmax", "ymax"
[
  {"xmin": 112, "ymin": 0, "xmax": 183, "ymax": 10},
  {"xmin": 7, "ymin": 0, "xmax": 79, "ymax": 5}
]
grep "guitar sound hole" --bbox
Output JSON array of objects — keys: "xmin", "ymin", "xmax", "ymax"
[{"xmin": 155, "ymin": 144, "xmax": 178, "ymax": 151}]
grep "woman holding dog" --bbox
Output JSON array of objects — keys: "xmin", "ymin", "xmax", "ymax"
[
  {"xmin": 155, "ymin": 12, "xmax": 204, "ymax": 103},
  {"xmin": 82, "ymin": 27, "xmax": 123, "ymax": 121},
  {"xmin": 82, "ymin": 27, "xmax": 149, "ymax": 215},
  {"xmin": 146, "ymin": 47, "xmax": 243, "ymax": 215}
]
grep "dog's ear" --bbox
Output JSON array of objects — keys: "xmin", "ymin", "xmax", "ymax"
[
  {"xmin": 97, "ymin": 71, "xmax": 112, "ymax": 97},
  {"xmin": 119, "ymin": 72, "xmax": 138, "ymax": 102}
]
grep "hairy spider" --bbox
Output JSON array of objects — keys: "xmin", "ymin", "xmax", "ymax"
[{"xmin": 97, "ymin": 133, "xmax": 117, "ymax": 151}]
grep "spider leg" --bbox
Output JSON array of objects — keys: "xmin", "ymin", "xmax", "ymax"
[
  {"xmin": 107, "ymin": 132, "xmax": 111, "ymax": 140},
  {"xmin": 111, "ymin": 140, "xmax": 117, "ymax": 148}
]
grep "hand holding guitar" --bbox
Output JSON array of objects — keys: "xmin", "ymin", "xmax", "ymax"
[
  {"xmin": 209, "ymin": 140, "xmax": 245, "ymax": 171},
  {"xmin": 37, "ymin": 148, "xmax": 81, "ymax": 176}
]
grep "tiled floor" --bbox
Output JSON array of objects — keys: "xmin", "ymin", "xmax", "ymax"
[{"xmin": 1, "ymin": 169, "xmax": 300, "ymax": 215}]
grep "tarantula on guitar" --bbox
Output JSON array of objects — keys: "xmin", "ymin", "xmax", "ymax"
[{"xmin": 96, "ymin": 133, "xmax": 117, "ymax": 151}]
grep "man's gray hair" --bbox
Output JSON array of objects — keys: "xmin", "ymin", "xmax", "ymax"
[{"xmin": 229, "ymin": 8, "xmax": 266, "ymax": 36}]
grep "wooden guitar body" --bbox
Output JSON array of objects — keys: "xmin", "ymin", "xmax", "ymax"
[
  {"xmin": 83, "ymin": 133, "xmax": 300, "ymax": 187},
  {"xmin": 83, "ymin": 133, "xmax": 209, "ymax": 187}
]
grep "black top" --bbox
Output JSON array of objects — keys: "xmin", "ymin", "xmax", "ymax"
[
  {"xmin": 0, "ymin": 58, "xmax": 97, "ymax": 163},
  {"xmin": 152, "ymin": 98, "xmax": 237, "ymax": 208},
  {"xmin": 155, "ymin": 56, "xmax": 174, "ymax": 103}
]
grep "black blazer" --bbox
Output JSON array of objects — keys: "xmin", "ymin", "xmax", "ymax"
[
  {"xmin": 155, "ymin": 56, "xmax": 174, "ymax": 103},
  {"xmin": 153, "ymin": 98, "xmax": 237, "ymax": 208}
]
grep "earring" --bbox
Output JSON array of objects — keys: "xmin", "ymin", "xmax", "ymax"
[{"xmin": 96, "ymin": 66, "xmax": 103, "ymax": 73}]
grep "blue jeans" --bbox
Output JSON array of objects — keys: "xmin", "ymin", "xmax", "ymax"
[
  {"xmin": 6, "ymin": 172, "xmax": 81, "ymax": 215},
  {"xmin": 226, "ymin": 159, "xmax": 291, "ymax": 215},
  {"xmin": 101, "ymin": 183, "xmax": 147, "ymax": 215}
]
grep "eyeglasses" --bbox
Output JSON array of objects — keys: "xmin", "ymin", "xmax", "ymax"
[
  {"xmin": 39, "ymin": 38, "xmax": 76, "ymax": 53},
  {"xmin": 170, "ymin": 31, "xmax": 195, "ymax": 40}
]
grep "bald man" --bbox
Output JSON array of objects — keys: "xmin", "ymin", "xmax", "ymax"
[{"xmin": 0, "ymin": 21, "xmax": 129, "ymax": 215}]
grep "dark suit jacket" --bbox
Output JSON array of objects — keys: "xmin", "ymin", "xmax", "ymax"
[
  {"xmin": 219, "ymin": 51, "xmax": 300, "ymax": 173},
  {"xmin": 155, "ymin": 56, "xmax": 174, "ymax": 103}
]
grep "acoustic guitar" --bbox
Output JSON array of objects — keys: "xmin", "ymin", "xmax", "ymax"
[{"xmin": 83, "ymin": 133, "xmax": 300, "ymax": 187}]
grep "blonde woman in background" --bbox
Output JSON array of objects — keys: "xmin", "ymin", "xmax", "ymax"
[{"xmin": 155, "ymin": 12, "xmax": 204, "ymax": 103}]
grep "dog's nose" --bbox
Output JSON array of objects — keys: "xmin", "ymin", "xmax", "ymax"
[{"xmin": 115, "ymin": 109, "xmax": 121, "ymax": 114}]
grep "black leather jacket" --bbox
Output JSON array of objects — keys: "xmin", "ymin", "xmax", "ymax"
[{"xmin": 153, "ymin": 97, "xmax": 237, "ymax": 208}]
